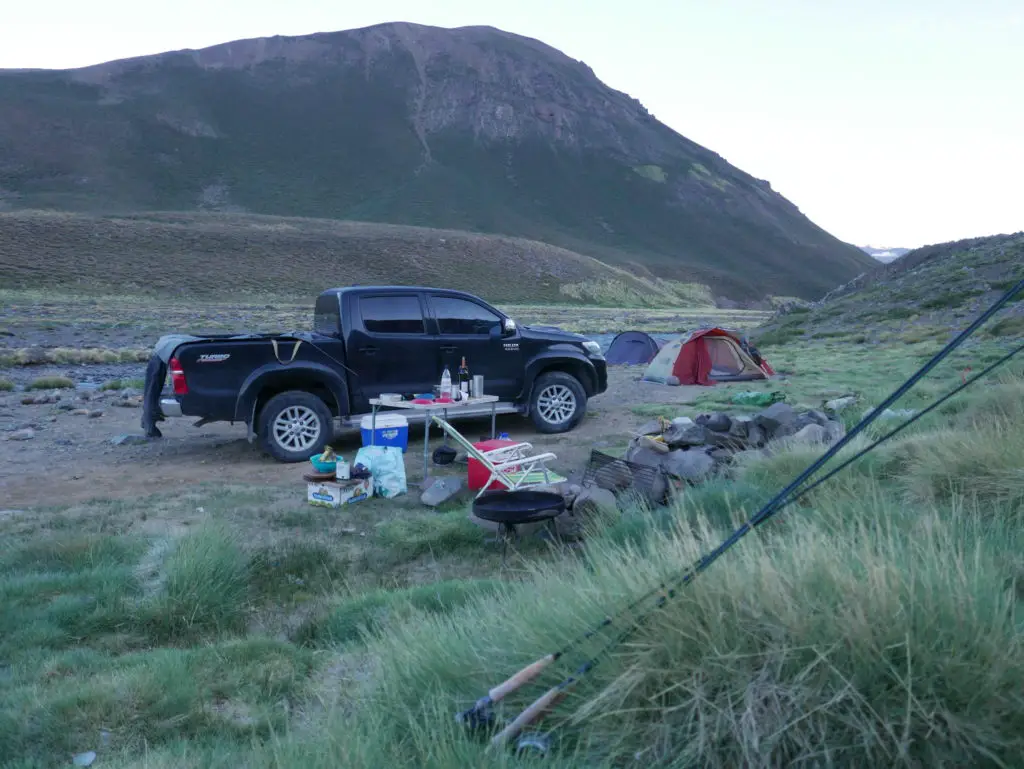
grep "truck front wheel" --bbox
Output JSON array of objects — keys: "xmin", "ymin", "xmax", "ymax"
[
  {"xmin": 258, "ymin": 390, "xmax": 334, "ymax": 463},
  {"xmin": 529, "ymin": 372, "xmax": 587, "ymax": 434}
]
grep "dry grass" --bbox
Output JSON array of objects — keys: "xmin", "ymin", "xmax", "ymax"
[{"xmin": 0, "ymin": 210, "xmax": 719, "ymax": 308}]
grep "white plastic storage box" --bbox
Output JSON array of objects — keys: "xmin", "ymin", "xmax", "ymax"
[{"xmin": 360, "ymin": 413, "xmax": 409, "ymax": 452}]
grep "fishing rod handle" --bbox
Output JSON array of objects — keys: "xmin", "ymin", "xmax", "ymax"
[
  {"xmin": 488, "ymin": 654, "xmax": 557, "ymax": 702},
  {"xmin": 489, "ymin": 685, "xmax": 565, "ymax": 748}
]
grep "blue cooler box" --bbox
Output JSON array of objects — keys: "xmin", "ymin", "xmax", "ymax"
[{"xmin": 360, "ymin": 413, "xmax": 409, "ymax": 452}]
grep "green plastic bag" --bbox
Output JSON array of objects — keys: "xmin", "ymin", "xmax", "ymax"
[{"xmin": 731, "ymin": 390, "xmax": 786, "ymax": 406}]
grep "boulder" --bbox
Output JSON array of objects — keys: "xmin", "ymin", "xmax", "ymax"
[
  {"xmin": 7, "ymin": 428, "xmax": 35, "ymax": 441},
  {"xmin": 824, "ymin": 419, "xmax": 846, "ymax": 444},
  {"xmin": 746, "ymin": 423, "xmax": 767, "ymax": 448},
  {"xmin": 87, "ymin": 409, "xmax": 104, "ymax": 418},
  {"xmin": 663, "ymin": 421, "xmax": 706, "ymax": 448},
  {"xmin": 806, "ymin": 409, "xmax": 831, "ymax": 427},
  {"xmin": 754, "ymin": 402, "xmax": 799, "ymax": 439},
  {"xmin": 625, "ymin": 443, "xmax": 668, "ymax": 470},
  {"xmin": 825, "ymin": 395, "xmax": 857, "ymax": 413},
  {"xmin": 790, "ymin": 423, "xmax": 829, "ymax": 445},
  {"xmin": 728, "ymin": 416, "xmax": 751, "ymax": 439},
  {"xmin": 696, "ymin": 412, "xmax": 732, "ymax": 433},
  {"xmin": 661, "ymin": 448, "xmax": 716, "ymax": 483},
  {"xmin": 636, "ymin": 420, "xmax": 665, "ymax": 437}
]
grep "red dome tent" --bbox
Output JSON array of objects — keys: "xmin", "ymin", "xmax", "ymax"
[{"xmin": 642, "ymin": 327, "xmax": 774, "ymax": 386}]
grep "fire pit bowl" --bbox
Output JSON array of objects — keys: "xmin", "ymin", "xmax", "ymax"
[
  {"xmin": 472, "ymin": 490, "xmax": 566, "ymax": 561},
  {"xmin": 472, "ymin": 489, "xmax": 566, "ymax": 525}
]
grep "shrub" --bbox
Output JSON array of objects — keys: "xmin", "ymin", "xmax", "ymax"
[
  {"xmin": 26, "ymin": 376, "xmax": 74, "ymax": 390},
  {"xmin": 0, "ymin": 377, "xmax": 13, "ymax": 391},
  {"xmin": 147, "ymin": 522, "xmax": 250, "ymax": 639}
]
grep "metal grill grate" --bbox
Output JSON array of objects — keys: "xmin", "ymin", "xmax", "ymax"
[{"xmin": 581, "ymin": 449, "xmax": 667, "ymax": 506}]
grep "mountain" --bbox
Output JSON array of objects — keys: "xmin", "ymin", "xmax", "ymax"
[
  {"xmin": 860, "ymin": 245, "xmax": 912, "ymax": 263},
  {"xmin": 756, "ymin": 233, "xmax": 1024, "ymax": 346},
  {"xmin": 0, "ymin": 22, "xmax": 876, "ymax": 302}
]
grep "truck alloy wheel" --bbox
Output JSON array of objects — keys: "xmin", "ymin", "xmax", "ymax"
[
  {"xmin": 273, "ymin": 405, "xmax": 322, "ymax": 453},
  {"xmin": 529, "ymin": 372, "xmax": 586, "ymax": 434},
  {"xmin": 258, "ymin": 390, "xmax": 333, "ymax": 462}
]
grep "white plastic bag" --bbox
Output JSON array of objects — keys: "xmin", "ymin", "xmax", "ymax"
[{"xmin": 354, "ymin": 445, "xmax": 407, "ymax": 499}]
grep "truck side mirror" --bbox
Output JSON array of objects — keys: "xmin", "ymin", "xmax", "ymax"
[{"xmin": 502, "ymin": 318, "xmax": 516, "ymax": 335}]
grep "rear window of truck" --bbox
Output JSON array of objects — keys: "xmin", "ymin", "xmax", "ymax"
[{"xmin": 359, "ymin": 296, "xmax": 425, "ymax": 334}]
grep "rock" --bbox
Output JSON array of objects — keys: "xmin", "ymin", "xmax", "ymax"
[
  {"xmin": 746, "ymin": 423, "xmax": 767, "ymax": 448},
  {"xmin": 56, "ymin": 401, "xmax": 77, "ymax": 411},
  {"xmin": 625, "ymin": 443, "xmax": 669, "ymax": 470},
  {"xmin": 111, "ymin": 433, "xmax": 149, "ymax": 446},
  {"xmin": 708, "ymin": 447, "xmax": 733, "ymax": 464},
  {"xmin": 71, "ymin": 408, "xmax": 91, "ymax": 416},
  {"xmin": 728, "ymin": 416, "xmax": 751, "ymax": 439},
  {"xmin": 806, "ymin": 409, "xmax": 831, "ymax": 427},
  {"xmin": 661, "ymin": 448, "xmax": 716, "ymax": 483},
  {"xmin": 697, "ymin": 412, "xmax": 732, "ymax": 432},
  {"xmin": 87, "ymin": 409, "xmax": 104, "ymax": 418},
  {"xmin": 32, "ymin": 394, "xmax": 54, "ymax": 405},
  {"xmin": 825, "ymin": 395, "xmax": 857, "ymax": 413},
  {"xmin": 572, "ymin": 487, "xmax": 618, "ymax": 517},
  {"xmin": 420, "ymin": 476, "xmax": 464, "ymax": 507},
  {"xmin": 824, "ymin": 419, "xmax": 846, "ymax": 444},
  {"xmin": 636, "ymin": 420, "xmax": 665, "ymax": 437},
  {"xmin": 790, "ymin": 423, "xmax": 829, "ymax": 445},
  {"xmin": 704, "ymin": 430, "xmax": 748, "ymax": 451},
  {"xmin": 20, "ymin": 396, "xmax": 35, "ymax": 405},
  {"xmin": 754, "ymin": 402, "xmax": 799, "ymax": 439},
  {"xmin": 7, "ymin": 428, "xmax": 35, "ymax": 441},
  {"xmin": 665, "ymin": 375, "xmax": 681, "ymax": 386},
  {"xmin": 663, "ymin": 422, "xmax": 706, "ymax": 447}
]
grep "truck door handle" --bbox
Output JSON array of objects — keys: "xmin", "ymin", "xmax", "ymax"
[
  {"xmin": 440, "ymin": 345, "xmax": 457, "ymax": 353},
  {"xmin": 360, "ymin": 346, "xmax": 378, "ymax": 356}
]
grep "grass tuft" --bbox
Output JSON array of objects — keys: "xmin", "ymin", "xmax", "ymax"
[{"xmin": 26, "ymin": 375, "xmax": 74, "ymax": 390}]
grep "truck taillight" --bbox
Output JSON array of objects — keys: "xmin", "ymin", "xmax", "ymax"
[{"xmin": 169, "ymin": 357, "xmax": 188, "ymax": 395}]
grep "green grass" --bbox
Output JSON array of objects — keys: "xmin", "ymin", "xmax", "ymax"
[
  {"xmin": 4, "ymin": 338, "xmax": 1024, "ymax": 766},
  {"xmin": 25, "ymin": 375, "xmax": 74, "ymax": 390},
  {"xmin": 0, "ymin": 377, "xmax": 13, "ymax": 391}
]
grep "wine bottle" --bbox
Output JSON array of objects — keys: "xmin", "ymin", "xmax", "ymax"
[{"xmin": 458, "ymin": 357, "xmax": 470, "ymax": 397}]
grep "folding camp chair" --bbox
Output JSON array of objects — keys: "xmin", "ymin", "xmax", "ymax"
[{"xmin": 430, "ymin": 416, "xmax": 567, "ymax": 498}]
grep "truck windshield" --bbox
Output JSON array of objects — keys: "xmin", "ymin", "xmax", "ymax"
[{"xmin": 313, "ymin": 294, "xmax": 341, "ymax": 336}]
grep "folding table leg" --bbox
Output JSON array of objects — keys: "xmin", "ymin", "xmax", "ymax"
[
  {"xmin": 490, "ymin": 402, "xmax": 496, "ymax": 440},
  {"xmin": 422, "ymin": 409, "xmax": 431, "ymax": 485}
]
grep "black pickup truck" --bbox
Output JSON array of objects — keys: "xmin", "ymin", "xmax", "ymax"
[{"xmin": 142, "ymin": 286, "xmax": 608, "ymax": 462}]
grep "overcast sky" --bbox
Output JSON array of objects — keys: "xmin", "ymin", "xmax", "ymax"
[{"xmin": 3, "ymin": 0, "xmax": 1022, "ymax": 249}]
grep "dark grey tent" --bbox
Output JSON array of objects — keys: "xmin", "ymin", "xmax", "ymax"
[{"xmin": 605, "ymin": 331, "xmax": 665, "ymax": 365}]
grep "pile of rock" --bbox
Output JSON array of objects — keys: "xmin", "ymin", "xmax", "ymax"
[{"xmin": 625, "ymin": 402, "xmax": 847, "ymax": 485}]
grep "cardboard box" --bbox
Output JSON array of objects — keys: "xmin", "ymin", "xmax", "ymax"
[{"xmin": 307, "ymin": 477, "xmax": 373, "ymax": 508}]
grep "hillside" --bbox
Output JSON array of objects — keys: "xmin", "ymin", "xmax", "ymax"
[
  {"xmin": 0, "ymin": 22, "xmax": 875, "ymax": 302},
  {"xmin": 0, "ymin": 209, "xmax": 719, "ymax": 307},
  {"xmin": 756, "ymin": 232, "xmax": 1024, "ymax": 346}
]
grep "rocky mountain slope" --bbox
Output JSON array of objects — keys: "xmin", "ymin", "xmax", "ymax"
[
  {"xmin": 756, "ymin": 232, "xmax": 1024, "ymax": 346},
  {"xmin": 0, "ymin": 22, "xmax": 874, "ymax": 302}
]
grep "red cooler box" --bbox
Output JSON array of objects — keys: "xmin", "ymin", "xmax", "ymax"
[{"xmin": 468, "ymin": 438, "xmax": 520, "ymax": 491}]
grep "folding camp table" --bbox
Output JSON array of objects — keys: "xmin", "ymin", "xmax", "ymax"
[{"xmin": 367, "ymin": 395, "xmax": 501, "ymax": 486}]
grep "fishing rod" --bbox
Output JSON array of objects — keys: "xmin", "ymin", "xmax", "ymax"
[{"xmin": 458, "ymin": 278, "xmax": 1023, "ymax": 749}]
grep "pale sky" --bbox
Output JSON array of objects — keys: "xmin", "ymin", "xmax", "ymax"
[{"xmin": 3, "ymin": 0, "xmax": 1022, "ymax": 249}]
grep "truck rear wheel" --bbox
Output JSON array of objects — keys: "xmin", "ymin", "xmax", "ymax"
[
  {"xmin": 258, "ymin": 390, "xmax": 334, "ymax": 463},
  {"xmin": 529, "ymin": 372, "xmax": 587, "ymax": 434}
]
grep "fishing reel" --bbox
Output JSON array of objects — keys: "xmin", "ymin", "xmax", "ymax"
[
  {"xmin": 515, "ymin": 731, "xmax": 554, "ymax": 756},
  {"xmin": 455, "ymin": 698, "xmax": 497, "ymax": 731},
  {"xmin": 455, "ymin": 702, "xmax": 554, "ymax": 756}
]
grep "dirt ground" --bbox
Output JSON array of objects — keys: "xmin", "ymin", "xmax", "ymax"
[{"xmin": 0, "ymin": 367, "xmax": 705, "ymax": 509}]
